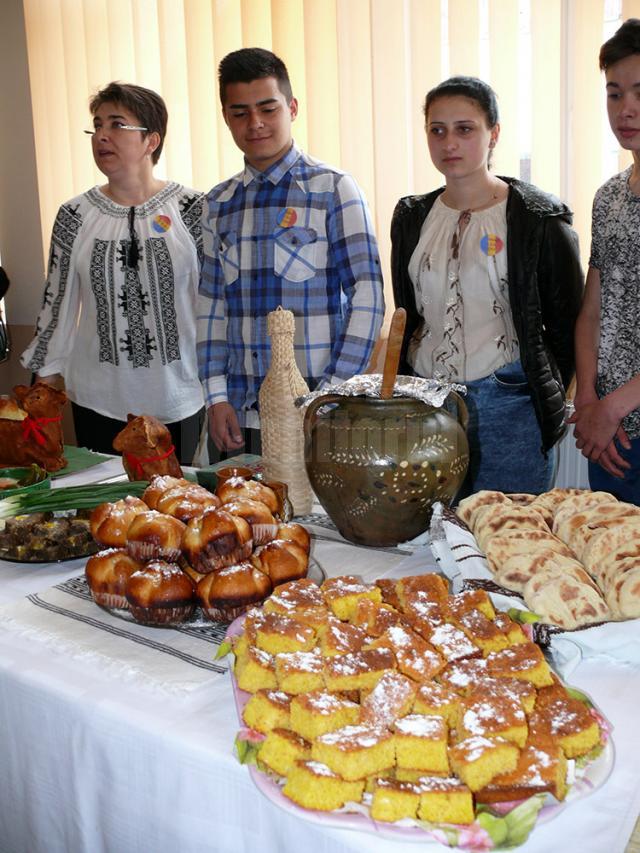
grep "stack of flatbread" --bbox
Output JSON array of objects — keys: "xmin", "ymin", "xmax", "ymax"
[{"xmin": 457, "ymin": 487, "xmax": 640, "ymax": 628}]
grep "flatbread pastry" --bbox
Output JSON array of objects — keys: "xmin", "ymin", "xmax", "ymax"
[
  {"xmin": 605, "ymin": 567, "xmax": 640, "ymax": 619},
  {"xmin": 495, "ymin": 551, "xmax": 590, "ymax": 594},
  {"xmin": 474, "ymin": 505, "xmax": 550, "ymax": 551},
  {"xmin": 564, "ymin": 504, "xmax": 640, "ymax": 561},
  {"xmin": 583, "ymin": 523, "xmax": 640, "ymax": 574},
  {"xmin": 456, "ymin": 490, "xmax": 511, "ymax": 528},
  {"xmin": 525, "ymin": 575, "xmax": 609, "ymax": 630},
  {"xmin": 483, "ymin": 530, "xmax": 573, "ymax": 573}
]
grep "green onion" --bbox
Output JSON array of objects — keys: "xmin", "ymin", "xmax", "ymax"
[{"xmin": 0, "ymin": 481, "xmax": 149, "ymax": 519}]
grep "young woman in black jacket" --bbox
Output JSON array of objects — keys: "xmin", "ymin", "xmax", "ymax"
[{"xmin": 391, "ymin": 76, "xmax": 583, "ymax": 497}]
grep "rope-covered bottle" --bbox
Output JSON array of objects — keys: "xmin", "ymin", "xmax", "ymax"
[{"xmin": 259, "ymin": 307, "xmax": 313, "ymax": 515}]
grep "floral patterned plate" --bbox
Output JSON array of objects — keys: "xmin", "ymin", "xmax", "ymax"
[{"xmin": 225, "ymin": 615, "xmax": 614, "ymax": 850}]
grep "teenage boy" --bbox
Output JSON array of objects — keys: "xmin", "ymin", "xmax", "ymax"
[
  {"xmin": 571, "ymin": 18, "xmax": 640, "ymax": 501},
  {"xmin": 197, "ymin": 48, "xmax": 384, "ymax": 454}
]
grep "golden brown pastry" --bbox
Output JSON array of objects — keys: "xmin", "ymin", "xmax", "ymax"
[
  {"xmin": 182, "ymin": 507, "xmax": 253, "ymax": 573},
  {"xmin": 216, "ymin": 476, "xmax": 279, "ymax": 514},
  {"xmin": 142, "ymin": 475, "xmax": 192, "ymax": 510},
  {"xmin": 125, "ymin": 510, "xmax": 186, "ymax": 563},
  {"xmin": 85, "ymin": 548, "xmax": 144, "ymax": 609},
  {"xmin": 125, "ymin": 560, "xmax": 196, "ymax": 625},
  {"xmin": 90, "ymin": 496, "xmax": 150, "ymax": 548},
  {"xmin": 155, "ymin": 483, "xmax": 221, "ymax": 522},
  {"xmin": 275, "ymin": 522, "xmax": 311, "ymax": 554},
  {"xmin": 251, "ymin": 539, "xmax": 309, "ymax": 585},
  {"xmin": 196, "ymin": 561, "xmax": 272, "ymax": 621},
  {"xmin": 222, "ymin": 498, "xmax": 279, "ymax": 545}
]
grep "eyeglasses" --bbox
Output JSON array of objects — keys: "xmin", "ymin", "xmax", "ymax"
[{"xmin": 84, "ymin": 121, "xmax": 148, "ymax": 136}]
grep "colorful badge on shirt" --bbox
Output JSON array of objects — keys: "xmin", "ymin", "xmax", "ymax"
[
  {"xmin": 153, "ymin": 214, "xmax": 172, "ymax": 233},
  {"xmin": 480, "ymin": 234, "xmax": 504, "ymax": 256},
  {"xmin": 277, "ymin": 207, "xmax": 298, "ymax": 228}
]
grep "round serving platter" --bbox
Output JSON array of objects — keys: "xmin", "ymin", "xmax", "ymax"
[{"xmin": 225, "ymin": 612, "xmax": 615, "ymax": 848}]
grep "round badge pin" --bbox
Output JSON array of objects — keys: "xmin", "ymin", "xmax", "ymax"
[
  {"xmin": 277, "ymin": 207, "xmax": 297, "ymax": 228},
  {"xmin": 153, "ymin": 214, "xmax": 172, "ymax": 233},
  {"xmin": 480, "ymin": 234, "xmax": 504, "ymax": 256}
]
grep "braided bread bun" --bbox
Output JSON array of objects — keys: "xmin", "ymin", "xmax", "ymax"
[
  {"xmin": 155, "ymin": 483, "xmax": 221, "ymax": 522},
  {"xmin": 182, "ymin": 508, "xmax": 253, "ymax": 574},
  {"xmin": 126, "ymin": 510, "xmax": 186, "ymax": 563},
  {"xmin": 251, "ymin": 539, "xmax": 309, "ymax": 585},
  {"xmin": 196, "ymin": 561, "xmax": 272, "ymax": 621},
  {"xmin": 85, "ymin": 547, "xmax": 144, "ymax": 609},
  {"xmin": 90, "ymin": 496, "xmax": 149, "ymax": 548},
  {"xmin": 223, "ymin": 498, "xmax": 278, "ymax": 545},
  {"xmin": 216, "ymin": 477, "xmax": 279, "ymax": 514},
  {"xmin": 125, "ymin": 560, "xmax": 196, "ymax": 625},
  {"xmin": 274, "ymin": 522, "xmax": 311, "ymax": 554},
  {"xmin": 142, "ymin": 476, "xmax": 192, "ymax": 510}
]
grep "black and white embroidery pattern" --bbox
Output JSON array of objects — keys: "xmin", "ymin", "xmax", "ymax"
[
  {"xmin": 179, "ymin": 192, "xmax": 204, "ymax": 265},
  {"xmin": 590, "ymin": 167, "xmax": 640, "ymax": 437},
  {"xmin": 90, "ymin": 239, "xmax": 117, "ymax": 365},
  {"xmin": 147, "ymin": 238, "xmax": 180, "ymax": 364},
  {"xmin": 26, "ymin": 203, "xmax": 82, "ymax": 370}
]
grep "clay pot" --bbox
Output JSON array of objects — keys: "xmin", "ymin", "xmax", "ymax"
[{"xmin": 303, "ymin": 390, "xmax": 469, "ymax": 547}]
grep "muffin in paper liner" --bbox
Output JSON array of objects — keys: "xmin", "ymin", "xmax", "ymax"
[
  {"xmin": 128, "ymin": 602, "xmax": 196, "ymax": 626},
  {"xmin": 182, "ymin": 508, "xmax": 254, "ymax": 574}
]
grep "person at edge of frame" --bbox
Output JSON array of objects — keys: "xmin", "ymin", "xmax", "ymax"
[{"xmin": 570, "ymin": 18, "xmax": 640, "ymax": 504}]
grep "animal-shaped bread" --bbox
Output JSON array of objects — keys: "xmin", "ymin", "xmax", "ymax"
[
  {"xmin": 0, "ymin": 382, "xmax": 67, "ymax": 471},
  {"xmin": 112, "ymin": 414, "xmax": 182, "ymax": 481}
]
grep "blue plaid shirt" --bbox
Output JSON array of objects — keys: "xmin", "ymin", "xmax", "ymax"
[{"xmin": 197, "ymin": 144, "xmax": 384, "ymax": 426}]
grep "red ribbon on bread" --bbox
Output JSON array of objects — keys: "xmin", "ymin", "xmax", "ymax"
[
  {"xmin": 124, "ymin": 445, "xmax": 176, "ymax": 479},
  {"xmin": 21, "ymin": 415, "xmax": 62, "ymax": 446}
]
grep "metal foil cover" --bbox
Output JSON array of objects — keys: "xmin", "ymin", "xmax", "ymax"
[{"xmin": 296, "ymin": 374, "xmax": 466, "ymax": 408}]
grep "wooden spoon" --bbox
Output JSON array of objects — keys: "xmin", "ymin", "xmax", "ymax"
[{"xmin": 380, "ymin": 308, "xmax": 407, "ymax": 399}]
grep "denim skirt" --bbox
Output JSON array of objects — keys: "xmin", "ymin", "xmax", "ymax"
[{"xmin": 455, "ymin": 360, "xmax": 555, "ymax": 500}]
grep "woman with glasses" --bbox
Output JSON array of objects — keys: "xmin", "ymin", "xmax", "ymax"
[
  {"xmin": 22, "ymin": 82, "xmax": 205, "ymax": 461},
  {"xmin": 391, "ymin": 76, "xmax": 583, "ymax": 498}
]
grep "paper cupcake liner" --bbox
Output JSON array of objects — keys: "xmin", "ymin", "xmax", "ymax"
[
  {"xmin": 126, "ymin": 541, "xmax": 182, "ymax": 563},
  {"xmin": 201, "ymin": 602, "xmax": 254, "ymax": 623},
  {"xmin": 251, "ymin": 523, "xmax": 279, "ymax": 546},
  {"xmin": 128, "ymin": 603, "xmax": 195, "ymax": 625},
  {"xmin": 191, "ymin": 540, "xmax": 254, "ymax": 574},
  {"xmin": 91, "ymin": 591, "xmax": 129, "ymax": 610}
]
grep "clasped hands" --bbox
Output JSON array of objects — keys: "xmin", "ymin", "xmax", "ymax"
[{"xmin": 568, "ymin": 394, "xmax": 630, "ymax": 479}]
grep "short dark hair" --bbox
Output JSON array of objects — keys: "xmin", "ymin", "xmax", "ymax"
[
  {"xmin": 599, "ymin": 18, "xmax": 640, "ymax": 70},
  {"xmin": 424, "ymin": 76, "xmax": 499, "ymax": 128},
  {"xmin": 89, "ymin": 82, "xmax": 168, "ymax": 165},
  {"xmin": 218, "ymin": 47, "xmax": 293, "ymax": 105}
]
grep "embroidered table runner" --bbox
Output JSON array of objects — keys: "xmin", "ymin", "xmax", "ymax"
[{"xmin": 0, "ymin": 575, "xmax": 229, "ymax": 694}]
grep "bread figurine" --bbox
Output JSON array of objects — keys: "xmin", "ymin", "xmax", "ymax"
[
  {"xmin": 0, "ymin": 382, "xmax": 67, "ymax": 472},
  {"xmin": 113, "ymin": 414, "xmax": 182, "ymax": 481}
]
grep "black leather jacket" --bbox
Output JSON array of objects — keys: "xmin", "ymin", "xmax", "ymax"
[{"xmin": 390, "ymin": 177, "xmax": 584, "ymax": 452}]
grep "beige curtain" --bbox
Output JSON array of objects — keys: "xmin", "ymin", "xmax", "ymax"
[{"xmin": 22, "ymin": 0, "xmax": 628, "ymax": 312}]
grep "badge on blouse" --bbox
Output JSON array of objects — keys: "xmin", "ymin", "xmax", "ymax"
[
  {"xmin": 480, "ymin": 234, "xmax": 504, "ymax": 256},
  {"xmin": 153, "ymin": 214, "xmax": 172, "ymax": 233},
  {"xmin": 276, "ymin": 207, "xmax": 297, "ymax": 228}
]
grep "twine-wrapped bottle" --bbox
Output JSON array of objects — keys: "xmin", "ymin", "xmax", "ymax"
[{"xmin": 259, "ymin": 307, "xmax": 314, "ymax": 515}]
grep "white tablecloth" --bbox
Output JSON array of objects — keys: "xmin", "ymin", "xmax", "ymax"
[{"xmin": 0, "ymin": 468, "xmax": 638, "ymax": 853}]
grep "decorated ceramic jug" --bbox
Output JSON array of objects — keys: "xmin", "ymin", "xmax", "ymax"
[{"xmin": 303, "ymin": 389, "xmax": 469, "ymax": 546}]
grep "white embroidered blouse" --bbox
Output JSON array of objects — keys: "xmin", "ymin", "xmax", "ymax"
[
  {"xmin": 22, "ymin": 182, "xmax": 205, "ymax": 423},
  {"xmin": 407, "ymin": 196, "xmax": 519, "ymax": 382}
]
